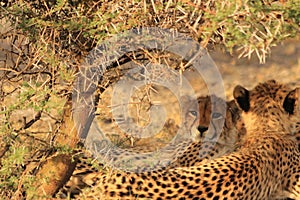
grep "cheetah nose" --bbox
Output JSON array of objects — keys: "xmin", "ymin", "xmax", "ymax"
[{"xmin": 197, "ymin": 126, "xmax": 208, "ymax": 137}]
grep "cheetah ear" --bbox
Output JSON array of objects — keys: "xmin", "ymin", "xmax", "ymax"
[
  {"xmin": 283, "ymin": 88, "xmax": 299, "ymax": 115},
  {"xmin": 233, "ymin": 85, "xmax": 250, "ymax": 112}
]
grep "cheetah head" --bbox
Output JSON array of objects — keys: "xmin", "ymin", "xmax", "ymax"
[
  {"xmin": 197, "ymin": 95, "xmax": 246, "ymax": 145},
  {"xmin": 233, "ymin": 79, "xmax": 300, "ymax": 135}
]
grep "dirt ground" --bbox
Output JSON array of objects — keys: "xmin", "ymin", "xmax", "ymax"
[{"xmin": 192, "ymin": 37, "xmax": 300, "ymax": 98}]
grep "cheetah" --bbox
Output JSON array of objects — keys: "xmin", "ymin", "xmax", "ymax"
[
  {"xmin": 57, "ymin": 95, "xmax": 244, "ymax": 198},
  {"xmin": 77, "ymin": 80, "xmax": 300, "ymax": 199}
]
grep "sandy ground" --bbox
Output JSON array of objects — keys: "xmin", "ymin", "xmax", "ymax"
[{"xmin": 190, "ymin": 37, "xmax": 300, "ymax": 98}]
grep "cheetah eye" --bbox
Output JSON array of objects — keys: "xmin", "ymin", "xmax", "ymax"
[
  {"xmin": 211, "ymin": 112, "xmax": 222, "ymax": 119},
  {"xmin": 189, "ymin": 111, "xmax": 198, "ymax": 117}
]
